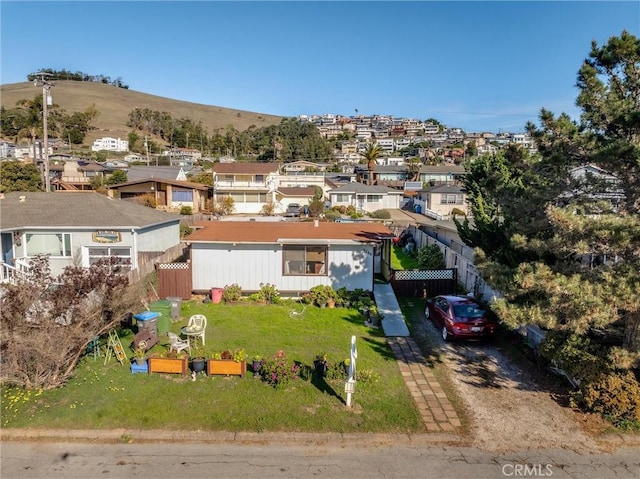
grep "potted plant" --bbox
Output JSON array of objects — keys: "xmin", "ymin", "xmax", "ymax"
[
  {"xmin": 190, "ymin": 346, "xmax": 207, "ymax": 374},
  {"xmin": 251, "ymin": 355, "xmax": 263, "ymax": 378},
  {"xmin": 313, "ymin": 352, "xmax": 328, "ymax": 377},
  {"xmin": 207, "ymin": 348, "xmax": 247, "ymax": 377},
  {"xmin": 148, "ymin": 350, "xmax": 189, "ymax": 375},
  {"xmin": 133, "ymin": 347, "xmax": 146, "ymax": 366}
]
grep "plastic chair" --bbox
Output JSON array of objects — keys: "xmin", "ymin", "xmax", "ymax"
[
  {"xmin": 167, "ymin": 332, "xmax": 190, "ymax": 354},
  {"xmin": 187, "ymin": 314, "xmax": 207, "ymax": 345}
]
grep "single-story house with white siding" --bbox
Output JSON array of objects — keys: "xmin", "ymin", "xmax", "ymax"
[
  {"xmin": 185, "ymin": 220, "xmax": 394, "ymax": 294},
  {"xmin": 0, "ymin": 191, "xmax": 182, "ymax": 279},
  {"xmin": 328, "ymin": 183, "xmax": 402, "ymax": 213}
]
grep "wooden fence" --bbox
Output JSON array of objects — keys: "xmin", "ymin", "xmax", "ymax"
[
  {"xmin": 156, "ymin": 261, "xmax": 192, "ymax": 300},
  {"xmin": 389, "ymin": 268, "xmax": 457, "ymax": 298}
]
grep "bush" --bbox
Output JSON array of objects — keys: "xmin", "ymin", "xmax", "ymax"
[
  {"xmin": 539, "ymin": 331, "xmax": 609, "ymax": 384},
  {"xmin": 416, "ymin": 244, "xmax": 445, "ymax": 269},
  {"xmin": 259, "ymin": 350, "xmax": 300, "ymax": 388},
  {"xmin": 222, "ymin": 283, "xmax": 242, "ymax": 302},
  {"xmin": 304, "ymin": 284, "xmax": 338, "ymax": 307},
  {"xmin": 579, "ymin": 371, "xmax": 640, "ymax": 424},
  {"xmin": 135, "ymin": 193, "xmax": 156, "ymax": 208},
  {"xmin": 179, "ymin": 206, "xmax": 193, "ymax": 215},
  {"xmin": 260, "ymin": 203, "xmax": 276, "ymax": 216},
  {"xmin": 252, "ymin": 283, "xmax": 280, "ymax": 304},
  {"xmin": 324, "ymin": 211, "xmax": 341, "ymax": 222},
  {"xmin": 213, "ymin": 196, "xmax": 235, "ymax": 216},
  {"xmin": 369, "ymin": 209, "xmax": 391, "ymax": 219}
]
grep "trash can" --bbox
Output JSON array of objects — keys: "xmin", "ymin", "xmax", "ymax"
[
  {"xmin": 211, "ymin": 288, "xmax": 224, "ymax": 304},
  {"xmin": 167, "ymin": 297, "xmax": 182, "ymax": 321},
  {"xmin": 414, "ymin": 204, "xmax": 421, "ymax": 214},
  {"xmin": 134, "ymin": 311, "xmax": 160, "ymax": 335}
]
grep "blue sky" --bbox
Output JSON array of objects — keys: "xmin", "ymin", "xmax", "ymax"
[{"xmin": 1, "ymin": 1, "xmax": 638, "ymax": 133}]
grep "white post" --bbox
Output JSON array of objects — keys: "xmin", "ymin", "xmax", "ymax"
[{"xmin": 345, "ymin": 335, "xmax": 357, "ymax": 408}]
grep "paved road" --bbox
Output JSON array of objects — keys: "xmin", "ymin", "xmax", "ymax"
[{"xmin": 2, "ymin": 435, "xmax": 639, "ymax": 479}]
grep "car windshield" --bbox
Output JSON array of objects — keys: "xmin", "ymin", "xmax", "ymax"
[{"xmin": 453, "ymin": 303, "xmax": 485, "ymax": 319}]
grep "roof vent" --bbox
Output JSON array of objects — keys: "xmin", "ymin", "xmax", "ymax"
[{"xmin": 19, "ymin": 195, "xmax": 26, "ymax": 202}]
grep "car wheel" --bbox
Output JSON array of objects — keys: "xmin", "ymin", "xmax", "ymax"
[{"xmin": 442, "ymin": 326, "xmax": 452, "ymax": 342}]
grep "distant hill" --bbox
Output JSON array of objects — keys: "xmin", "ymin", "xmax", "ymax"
[{"xmin": 1, "ymin": 81, "xmax": 283, "ymax": 146}]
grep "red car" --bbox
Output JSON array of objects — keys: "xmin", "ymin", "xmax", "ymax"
[{"xmin": 424, "ymin": 295, "xmax": 497, "ymax": 341}]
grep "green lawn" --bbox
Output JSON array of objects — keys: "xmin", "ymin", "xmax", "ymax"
[
  {"xmin": 1, "ymin": 301, "xmax": 425, "ymax": 433},
  {"xmin": 391, "ymin": 244, "xmax": 420, "ymax": 270}
]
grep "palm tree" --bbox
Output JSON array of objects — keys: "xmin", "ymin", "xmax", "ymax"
[{"xmin": 360, "ymin": 143, "xmax": 383, "ymax": 185}]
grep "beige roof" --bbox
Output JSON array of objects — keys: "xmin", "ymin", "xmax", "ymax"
[
  {"xmin": 212, "ymin": 163, "xmax": 279, "ymax": 174},
  {"xmin": 186, "ymin": 221, "xmax": 393, "ymax": 243}
]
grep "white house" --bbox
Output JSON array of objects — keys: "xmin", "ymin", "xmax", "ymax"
[
  {"xmin": 328, "ymin": 183, "xmax": 402, "ymax": 213},
  {"xmin": 186, "ymin": 221, "xmax": 394, "ymax": 293},
  {"xmin": 92, "ymin": 137, "xmax": 129, "ymax": 152},
  {"xmin": 0, "ymin": 191, "xmax": 181, "ymax": 279}
]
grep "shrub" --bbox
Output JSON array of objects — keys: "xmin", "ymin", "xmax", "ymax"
[
  {"xmin": 259, "ymin": 350, "xmax": 300, "ymax": 388},
  {"xmin": 252, "ymin": 283, "xmax": 280, "ymax": 304},
  {"xmin": 222, "ymin": 283, "xmax": 242, "ymax": 302},
  {"xmin": 213, "ymin": 196, "xmax": 235, "ymax": 216},
  {"xmin": 179, "ymin": 223, "xmax": 193, "ymax": 238},
  {"xmin": 539, "ymin": 331, "xmax": 609, "ymax": 384},
  {"xmin": 135, "ymin": 193, "xmax": 156, "ymax": 208},
  {"xmin": 416, "ymin": 244, "xmax": 445, "ymax": 269},
  {"xmin": 179, "ymin": 206, "xmax": 193, "ymax": 215},
  {"xmin": 579, "ymin": 371, "xmax": 640, "ymax": 424},
  {"xmin": 369, "ymin": 209, "xmax": 391, "ymax": 219},
  {"xmin": 305, "ymin": 284, "xmax": 338, "ymax": 307},
  {"xmin": 260, "ymin": 203, "xmax": 276, "ymax": 216},
  {"xmin": 324, "ymin": 211, "xmax": 341, "ymax": 222}
]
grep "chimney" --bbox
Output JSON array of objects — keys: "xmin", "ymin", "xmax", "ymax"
[{"xmin": 314, "ymin": 219, "xmax": 319, "ymax": 227}]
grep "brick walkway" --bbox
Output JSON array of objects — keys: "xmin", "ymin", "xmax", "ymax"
[{"xmin": 387, "ymin": 336, "xmax": 462, "ymax": 432}]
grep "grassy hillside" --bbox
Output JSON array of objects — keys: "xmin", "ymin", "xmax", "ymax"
[{"xmin": 1, "ymin": 81, "xmax": 283, "ymax": 145}]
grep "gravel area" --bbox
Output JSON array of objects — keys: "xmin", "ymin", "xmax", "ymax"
[{"xmin": 412, "ymin": 312, "xmax": 604, "ymax": 454}]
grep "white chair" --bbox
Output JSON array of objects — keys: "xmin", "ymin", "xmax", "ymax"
[
  {"xmin": 167, "ymin": 332, "xmax": 189, "ymax": 354},
  {"xmin": 187, "ymin": 314, "xmax": 207, "ymax": 345}
]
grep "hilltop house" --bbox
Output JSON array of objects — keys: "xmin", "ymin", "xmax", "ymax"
[
  {"xmin": 413, "ymin": 184, "xmax": 467, "ymax": 220},
  {"xmin": 107, "ymin": 178, "xmax": 209, "ymax": 213},
  {"xmin": 212, "ymin": 162, "xmax": 280, "ymax": 214}
]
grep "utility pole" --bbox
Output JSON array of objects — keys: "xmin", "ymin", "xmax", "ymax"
[{"xmin": 33, "ymin": 72, "xmax": 54, "ymax": 192}]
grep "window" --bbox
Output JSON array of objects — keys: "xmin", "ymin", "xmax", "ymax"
[
  {"xmin": 172, "ymin": 188, "xmax": 193, "ymax": 202},
  {"xmin": 88, "ymin": 246, "xmax": 132, "ymax": 271},
  {"xmin": 26, "ymin": 233, "xmax": 71, "ymax": 257},
  {"xmin": 441, "ymin": 194, "xmax": 463, "ymax": 204},
  {"xmin": 283, "ymin": 245, "xmax": 327, "ymax": 276},
  {"xmin": 335, "ymin": 194, "xmax": 350, "ymax": 203},
  {"xmin": 366, "ymin": 194, "xmax": 383, "ymax": 202}
]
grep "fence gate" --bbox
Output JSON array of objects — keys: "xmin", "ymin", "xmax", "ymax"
[
  {"xmin": 390, "ymin": 268, "xmax": 457, "ymax": 298},
  {"xmin": 157, "ymin": 262, "xmax": 192, "ymax": 300}
]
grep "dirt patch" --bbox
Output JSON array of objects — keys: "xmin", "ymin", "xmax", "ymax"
[{"xmin": 411, "ymin": 312, "xmax": 606, "ymax": 453}]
